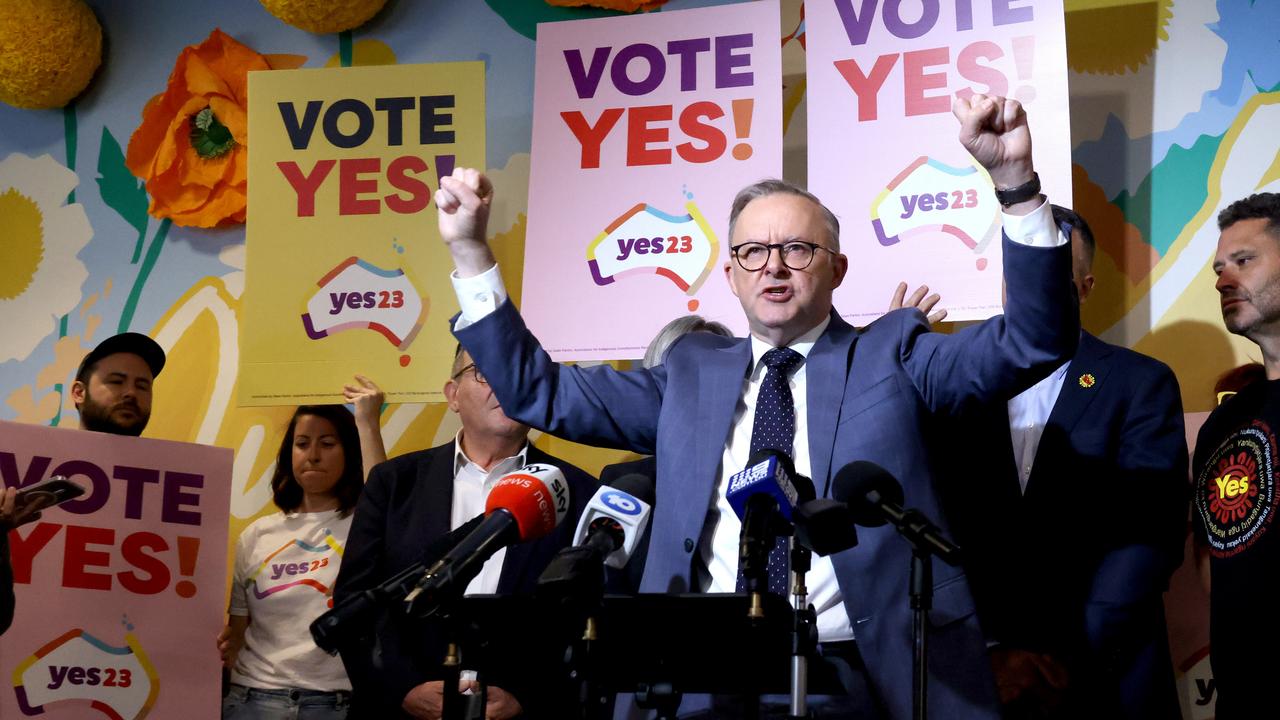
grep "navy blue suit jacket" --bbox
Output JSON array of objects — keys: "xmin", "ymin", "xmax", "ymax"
[
  {"xmin": 939, "ymin": 332, "xmax": 1187, "ymax": 718},
  {"xmin": 455, "ymin": 236, "xmax": 1078, "ymax": 719},
  {"xmin": 333, "ymin": 442, "xmax": 598, "ymax": 718}
]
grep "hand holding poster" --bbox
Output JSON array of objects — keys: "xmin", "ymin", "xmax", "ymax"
[
  {"xmin": 523, "ymin": 1, "xmax": 783, "ymax": 361},
  {"xmin": 807, "ymin": 0, "xmax": 1071, "ymax": 321},
  {"xmin": 243, "ymin": 62, "xmax": 485, "ymax": 405},
  {"xmin": 0, "ymin": 421, "xmax": 231, "ymax": 720}
]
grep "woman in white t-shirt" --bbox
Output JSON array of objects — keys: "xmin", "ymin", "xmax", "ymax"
[{"xmin": 217, "ymin": 399, "xmax": 381, "ymax": 720}]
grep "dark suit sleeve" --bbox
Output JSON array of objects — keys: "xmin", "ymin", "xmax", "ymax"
[
  {"xmin": 1083, "ymin": 362, "xmax": 1187, "ymax": 715},
  {"xmin": 901, "ymin": 233, "xmax": 1079, "ymax": 415},
  {"xmin": 333, "ymin": 461, "xmax": 421, "ymax": 715},
  {"xmin": 0, "ymin": 532, "xmax": 14, "ymax": 635},
  {"xmin": 1082, "ymin": 362, "xmax": 1187, "ymax": 619}
]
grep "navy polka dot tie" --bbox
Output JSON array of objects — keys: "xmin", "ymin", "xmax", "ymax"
[{"xmin": 736, "ymin": 346, "xmax": 804, "ymax": 596}]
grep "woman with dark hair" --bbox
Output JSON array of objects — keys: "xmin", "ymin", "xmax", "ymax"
[{"xmin": 217, "ymin": 396, "xmax": 384, "ymax": 719}]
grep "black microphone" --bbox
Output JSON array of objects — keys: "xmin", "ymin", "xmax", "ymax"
[
  {"xmin": 793, "ymin": 499, "xmax": 859, "ymax": 556},
  {"xmin": 405, "ymin": 463, "xmax": 570, "ymax": 618},
  {"xmin": 727, "ymin": 449, "xmax": 817, "ymax": 593},
  {"xmin": 833, "ymin": 461, "xmax": 961, "ymax": 566},
  {"xmin": 310, "ymin": 514, "xmax": 485, "ymax": 654},
  {"xmin": 537, "ymin": 474, "xmax": 655, "ymax": 604}
]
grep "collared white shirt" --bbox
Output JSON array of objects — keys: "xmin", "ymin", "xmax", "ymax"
[
  {"xmin": 1006, "ymin": 361, "xmax": 1071, "ymax": 492},
  {"xmin": 449, "ymin": 198, "xmax": 1061, "ymax": 639},
  {"xmin": 450, "ymin": 431, "xmax": 527, "ymax": 596},
  {"xmin": 697, "ymin": 315, "xmax": 857, "ymax": 640}
]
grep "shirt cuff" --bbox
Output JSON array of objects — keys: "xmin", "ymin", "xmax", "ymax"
[
  {"xmin": 451, "ymin": 264, "xmax": 508, "ymax": 330},
  {"xmin": 1000, "ymin": 198, "xmax": 1061, "ymax": 247}
]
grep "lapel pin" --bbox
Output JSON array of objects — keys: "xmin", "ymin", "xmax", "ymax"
[{"xmin": 1078, "ymin": 373, "xmax": 1096, "ymax": 389}]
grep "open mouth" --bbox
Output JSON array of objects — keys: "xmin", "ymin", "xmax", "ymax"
[{"xmin": 763, "ymin": 286, "xmax": 792, "ymax": 301}]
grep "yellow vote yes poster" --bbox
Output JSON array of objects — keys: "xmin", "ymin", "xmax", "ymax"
[{"xmin": 243, "ymin": 62, "xmax": 484, "ymax": 405}]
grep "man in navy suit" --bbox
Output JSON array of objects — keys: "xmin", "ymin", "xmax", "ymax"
[
  {"xmin": 436, "ymin": 95, "xmax": 1078, "ymax": 718},
  {"xmin": 938, "ymin": 206, "xmax": 1187, "ymax": 719},
  {"xmin": 333, "ymin": 346, "xmax": 597, "ymax": 719}
]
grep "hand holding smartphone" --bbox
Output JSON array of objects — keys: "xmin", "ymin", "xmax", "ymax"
[{"xmin": 2, "ymin": 476, "xmax": 85, "ymax": 529}]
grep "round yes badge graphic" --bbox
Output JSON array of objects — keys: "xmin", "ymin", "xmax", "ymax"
[
  {"xmin": 1197, "ymin": 420, "xmax": 1280, "ymax": 558},
  {"xmin": 601, "ymin": 491, "xmax": 642, "ymax": 516}
]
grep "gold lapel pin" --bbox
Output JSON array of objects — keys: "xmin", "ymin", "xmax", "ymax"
[{"xmin": 1078, "ymin": 373, "xmax": 1096, "ymax": 389}]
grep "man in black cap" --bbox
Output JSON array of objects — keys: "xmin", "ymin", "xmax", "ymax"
[{"xmin": 71, "ymin": 332, "xmax": 166, "ymax": 436}]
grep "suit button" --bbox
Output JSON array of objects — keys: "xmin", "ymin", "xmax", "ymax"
[{"xmin": 683, "ymin": 538, "xmax": 694, "ymax": 553}]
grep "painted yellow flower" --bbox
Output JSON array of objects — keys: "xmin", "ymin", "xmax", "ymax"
[
  {"xmin": 259, "ymin": 0, "xmax": 388, "ymax": 34},
  {"xmin": 0, "ymin": 0, "xmax": 102, "ymax": 109},
  {"xmin": 0, "ymin": 153, "xmax": 92, "ymax": 362}
]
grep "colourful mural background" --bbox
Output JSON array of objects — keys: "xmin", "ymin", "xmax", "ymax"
[{"xmin": 2, "ymin": 1, "xmax": 1277, "ymax": 717}]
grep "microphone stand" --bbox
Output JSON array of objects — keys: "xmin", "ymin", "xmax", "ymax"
[
  {"xmin": 788, "ymin": 537, "xmax": 816, "ymax": 720},
  {"xmin": 901, "ymin": 509, "xmax": 938, "ymax": 720},
  {"xmin": 438, "ymin": 609, "xmax": 468, "ymax": 720}
]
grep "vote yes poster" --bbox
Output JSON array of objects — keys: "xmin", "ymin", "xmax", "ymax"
[
  {"xmin": 807, "ymin": 0, "xmax": 1072, "ymax": 322},
  {"xmin": 522, "ymin": 1, "xmax": 783, "ymax": 361},
  {"xmin": 0, "ymin": 421, "xmax": 231, "ymax": 720},
  {"xmin": 242, "ymin": 62, "xmax": 485, "ymax": 405}
]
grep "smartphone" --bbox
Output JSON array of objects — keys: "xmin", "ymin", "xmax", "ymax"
[{"xmin": 13, "ymin": 476, "xmax": 86, "ymax": 516}]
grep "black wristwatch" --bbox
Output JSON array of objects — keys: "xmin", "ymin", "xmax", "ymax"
[{"xmin": 994, "ymin": 172, "xmax": 1041, "ymax": 207}]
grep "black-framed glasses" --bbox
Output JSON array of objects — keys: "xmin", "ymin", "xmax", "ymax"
[
  {"xmin": 730, "ymin": 241, "xmax": 838, "ymax": 271},
  {"xmin": 451, "ymin": 363, "xmax": 487, "ymax": 385}
]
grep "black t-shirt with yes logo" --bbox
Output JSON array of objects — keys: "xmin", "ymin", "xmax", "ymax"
[{"xmin": 1192, "ymin": 379, "xmax": 1280, "ymax": 715}]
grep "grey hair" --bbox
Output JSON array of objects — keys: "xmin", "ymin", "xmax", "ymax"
[
  {"xmin": 643, "ymin": 315, "xmax": 733, "ymax": 369},
  {"xmin": 727, "ymin": 179, "xmax": 841, "ymax": 252}
]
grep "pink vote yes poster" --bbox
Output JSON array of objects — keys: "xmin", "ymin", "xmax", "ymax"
[
  {"xmin": 1, "ymin": 421, "xmax": 231, "ymax": 720},
  {"xmin": 522, "ymin": 1, "xmax": 784, "ymax": 361},
  {"xmin": 806, "ymin": 0, "xmax": 1072, "ymax": 322}
]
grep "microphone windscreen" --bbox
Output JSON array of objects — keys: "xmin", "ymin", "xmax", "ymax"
[
  {"xmin": 832, "ymin": 460, "xmax": 904, "ymax": 527},
  {"xmin": 485, "ymin": 463, "xmax": 570, "ymax": 541},
  {"xmin": 747, "ymin": 447, "xmax": 816, "ymax": 502},
  {"xmin": 610, "ymin": 472, "xmax": 655, "ymax": 505}
]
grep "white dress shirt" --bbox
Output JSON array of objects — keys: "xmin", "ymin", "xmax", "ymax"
[
  {"xmin": 1006, "ymin": 361, "xmax": 1070, "ymax": 492},
  {"xmin": 450, "ymin": 431, "xmax": 527, "ymax": 595},
  {"xmin": 448, "ymin": 198, "xmax": 1061, "ymax": 640},
  {"xmin": 699, "ymin": 316, "xmax": 857, "ymax": 640}
]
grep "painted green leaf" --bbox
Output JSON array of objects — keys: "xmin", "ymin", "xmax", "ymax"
[
  {"xmin": 483, "ymin": 0, "xmax": 647, "ymax": 41},
  {"xmin": 96, "ymin": 126, "xmax": 150, "ymax": 261}
]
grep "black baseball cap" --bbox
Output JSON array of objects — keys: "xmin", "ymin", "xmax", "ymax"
[{"xmin": 76, "ymin": 333, "xmax": 166, "ymax": 381}]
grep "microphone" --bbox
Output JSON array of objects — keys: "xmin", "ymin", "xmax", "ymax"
[
  {"xmin": 727, "ymin": 449, "xmax": 816, "ymax": 596},
  {"xmin": 793, "ymin": 499, "xmax": 859, "ymax": 556},
  {"xmin": 572, "ymin": 473, "xmax": 654, "ymax": 568},
  {"xmin": 726, "ymin": 448, "xmax": 815, "ymax": 523},
  {"xmin": 537, "ymin": 474, "xmax": 654, "ymax": 604},
  {"xmin": 404, "ymin": 463, "xmax": 570, "ymax": 617},
  {"xmin": 832, "ymin": 461, "xmax": 960, "ymax": 565},
  {"xmin": 311, "ymin": 514, "xmax": 485, "ymax": 654}
]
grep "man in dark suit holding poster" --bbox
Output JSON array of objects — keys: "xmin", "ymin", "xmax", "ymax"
[{"xmin": 437, "ymin": 95, "xmax": 1078, "ymax": 718}]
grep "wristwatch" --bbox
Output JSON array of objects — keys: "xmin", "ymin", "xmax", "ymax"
[{"xmin": 994, "ymin": 172, "xmax": 1041, "ymax": 207}]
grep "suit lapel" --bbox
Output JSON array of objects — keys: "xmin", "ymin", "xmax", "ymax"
[
  {"xmin": 498, "ymin": 446, "xmax": 544, "ymax": 593},
  {"xmin": 695, "ymin": 339, "xmax": 753, "ymax": 505},
  {"xmin": 1044, "ymin": 333, "xmax": 1113, "ymax": 437},
  {"xmin": 807, "ymin": 315, "xmax": 857, "ymax": 496},
  {"xmin": 1025, "ymin": 334, "xmax": 1113, "ymax": 495},
  {"xmin": 419, "ymin": 443, "xmax": 457, "ymax": 559}
]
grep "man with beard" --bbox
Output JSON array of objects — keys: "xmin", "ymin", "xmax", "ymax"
[
  {"xmin": 1192, "ymin": 192, "xmax": 1280, "ymax": 719},
  {"xmin": 71, "ymin": 332, "xmax": 165, "ymax": 436}
]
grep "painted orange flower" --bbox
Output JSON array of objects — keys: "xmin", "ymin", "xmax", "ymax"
[{"xmin": 125, "ymin": 29, "xmax": 302, "ymax": 228}]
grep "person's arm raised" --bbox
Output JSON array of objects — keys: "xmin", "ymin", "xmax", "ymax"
[
  {"xmin": 953, "ymin": 94, "xmax": 1042, "ymax": 219},
  {"xmin": 436, "ymin": 167, "xmax": 497, "ymax": 278}
]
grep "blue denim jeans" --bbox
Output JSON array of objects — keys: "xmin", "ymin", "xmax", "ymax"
[{"xmin": 222, "ymin": 684, "xmax": 349, "ymax": 720}]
